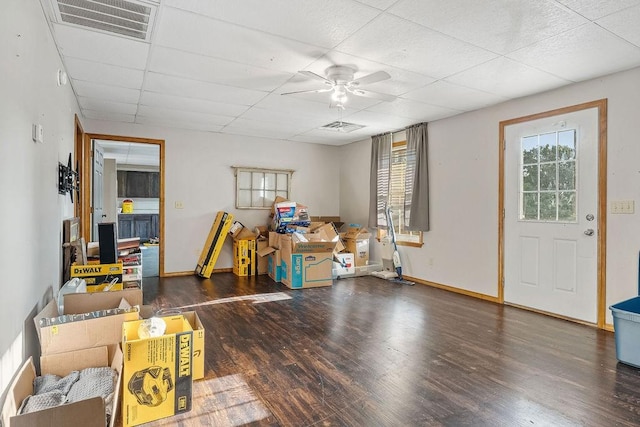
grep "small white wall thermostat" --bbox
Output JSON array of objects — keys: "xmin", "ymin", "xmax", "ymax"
[{"xmin": 32, "ymin": 124, "xmax": 44, "ymax": 143}]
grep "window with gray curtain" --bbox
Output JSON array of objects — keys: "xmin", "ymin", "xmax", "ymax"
[{"xmin": 368, "ymin": 123, "xmax": 429, "ymax": 232}]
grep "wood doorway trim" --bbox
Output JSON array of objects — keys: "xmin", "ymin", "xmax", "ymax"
[
  {"xmin": 79, "ymin": 133, "xmax": 166, "ymax": 277},
  {"xmin": 73, "ymin": 115, "xmax": 84, "ymax": 219},
  {"xmin": 498, "ymin": 99, "xmax": 608, "ymax": 329}
]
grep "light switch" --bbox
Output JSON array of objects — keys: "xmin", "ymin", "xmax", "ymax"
[
  {"xmin": 174, "ymin": 201, "xmax": 184, "ymax": 209},
  {"xmin": 610, "ymin": 200, "xmax": 635, "ymax": 214},
  {"xmin": 32, "ymin": 124, "xmax": 43, "ymax": 143}
]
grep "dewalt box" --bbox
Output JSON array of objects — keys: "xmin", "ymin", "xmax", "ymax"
[
  {"xmin": 156, "ymin": 311, "xmax": 205, "ymax": 381},
  {"xmin": 195, "ymin": 211, "xmax": 234, "ymax": 278},
  {"xmin": 122, "ymin": 315, "xmax": 193, "ymax": 427},
  {"xmin": 233, "ymin": 237, "xmax": 257, "ymax": 277},
  {"xmin": 71, "ymin": 263, "xmax": 123, "ymax": 291}
]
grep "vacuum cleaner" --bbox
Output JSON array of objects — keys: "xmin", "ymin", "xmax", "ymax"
[{"xmin": 371, "ymin": 205, "xmax": 415, "ymax": 286}]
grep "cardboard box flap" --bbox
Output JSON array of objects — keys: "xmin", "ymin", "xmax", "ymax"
[
  {"xmin": 63, "ymin": 288, "xmax": 143, "ymax": 314},
  {"xmin": 234, "ymin": 227, "xmax": 257, "ymax": 240},
  {"xmin": 1, "ymin": 357, "xmax": 36, "ymax": 427},
  {"xmin": 11, "ymin": 397, "xmax": 106, "ymax": 427},
  {"xmin": 293, "ymin": 241, "xmax": 337, "ymax": 253},
  {"xmin": 257, "ymin": 246, "xmax": 276, "ymax": 257},
  {"xmin": 41, "ymin": 346, "xmax": 109, "ymax": 377},
  {"xmin": 343, "ymin": 226, "xmax": 371, "ymax": 240},
  {"xmin": 35, "ymin": 300, "xmax": 139, "ymax": 356}
]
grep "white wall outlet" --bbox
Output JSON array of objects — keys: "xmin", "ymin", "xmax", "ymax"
[
  {"xmin": 32, "ymin": 124, "xmax": 43, "ymax": 143},
  {"xmin": 174, "ymin": 201, "xmax": 184, "ymax": 209}
]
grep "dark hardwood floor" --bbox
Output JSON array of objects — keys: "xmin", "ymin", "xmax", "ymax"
[{"xmin": 136, "ymin": 273, "xmax": 640, "ymax": 426}]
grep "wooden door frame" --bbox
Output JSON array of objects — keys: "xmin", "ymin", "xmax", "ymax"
[
  {"xmin": 78, "ymin": 132, "xmax": 166, "ymax": 277},
  {"xmin": 498, "ymin": 99, "xmax": 608, "ymax": 329}
]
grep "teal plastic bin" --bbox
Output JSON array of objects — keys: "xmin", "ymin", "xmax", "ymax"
[{"xmin": 610, "ymin": 296, "xmax": 640, "ymax": 368}]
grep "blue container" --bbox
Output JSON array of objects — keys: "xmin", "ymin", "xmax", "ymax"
[{"xmin": 610, "ymin": 296, "xmax": 640, "ymax": 368}]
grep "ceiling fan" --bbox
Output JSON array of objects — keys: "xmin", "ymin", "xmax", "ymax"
[{"xmin": 281, "ymin": 65, "xmax": 397, "ymax": 109}]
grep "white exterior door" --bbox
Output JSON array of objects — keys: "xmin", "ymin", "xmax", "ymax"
[
  {"xmin": 504, "ymin": 108, "xmax": 598, "ymax": 323},
  {"xmin": 91, "ymin": 140, "xmax": 104, "ymax": 241}
]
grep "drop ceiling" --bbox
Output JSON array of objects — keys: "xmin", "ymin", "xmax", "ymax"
[{"xmin": 40, "ymin": 0, "xmax": 640, "ymax": 146}]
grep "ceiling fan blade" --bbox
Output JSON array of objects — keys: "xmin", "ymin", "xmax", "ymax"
[
  {"xmin": 348, "ymin": 87, "xmax": 397, "ymax": 102},
  {"xmin": 298, "ymin": 70, "xmax": 333, "ymax": 85},
  {"xmin": 281, "ymin": 87, "xmax": 333, "ymax": 96},
  {"xmin": 350, "ymin": 70, "xmax": 391, "ymax": 86}
]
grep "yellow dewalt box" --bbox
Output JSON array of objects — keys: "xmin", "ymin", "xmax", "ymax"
[
  {"xmin": 232, "ymin": 237, "xmax": 257, "ymax": 277},
  {"xmin": 195, "ymin": 211, "xmax": 234, "ymax": 278},
  {"xmin": 156, "ymin": 311, "xmax": 205, "ymax": 381},
  {"xmin": 71, "ymin": 263, "xmax": 123, "ymax": 292},
  {"xmin": 122, "ymin": 315, "xmax": 193, "ymax": 427}
]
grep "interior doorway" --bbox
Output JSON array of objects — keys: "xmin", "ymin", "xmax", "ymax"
[{"xmin": 79, "ymin": 132, "xmax": 165, "ymax": 278}]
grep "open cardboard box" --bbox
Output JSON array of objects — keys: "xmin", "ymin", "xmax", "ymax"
[
  {"xmin": 2, "ymin": 345, "xmax": 123, "ymax": 427},
  {"xmin": 34, "ymin": 289, "xmax": 142, "ymax": 356}
]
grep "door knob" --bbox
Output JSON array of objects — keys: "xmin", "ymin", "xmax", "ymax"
[{"xmin": 584, "ymin": 229, "xmax": 595, "ymax": 236}]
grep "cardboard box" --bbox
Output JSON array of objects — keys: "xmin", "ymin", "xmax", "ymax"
[
  {"xmin": 34, "ymin": 289, "xmax": 142, "ymax": 357},
  {"xmin": 71, "ymin": 262, "xmax": 123, "ymax": 292},
  {"xmin": 267, "ymin": 249, "xmax": 282, "ymax": 282},
  {"xmin": 280, "ymin": 234, "xmax": 336, "ymax": 289},
  {"xmin": 333, "ymin": 253, "xmax": 355, "ymax": 278},
  {"xmin": 342, "ymin": 226, "xmax": 371, "ymax": 267},
  {"xmin": 310, "ymin": 222, "xmax": 345, "ymax": 253},
  {"xmin": 233, "ymin": 237, "xmax": 257, "ymax": 277},
  {"xmin": 272, "ymin": 201, "xmax": 310, "ymax": 233},
  {"xmin": 156, "ymin": 311, "xmax": 205, "ymax": 381},
  {"xmin": 256, "ymin": 236, "xmax": 269, "ymax": 275},
  {"xmin": 122, "ymin": 315, "xmax": 193, "ymax": 427},
  {"xmin": 2, "ymin": 345, "xmax": 123, "ymax": 427}
]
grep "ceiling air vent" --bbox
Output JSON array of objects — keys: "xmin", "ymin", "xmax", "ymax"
[
  {"xmin": 321, "ymin": 121, "xmax": 365, "ymax": 133},
  {"xmin": 51, "ymin": 0, "xmax": 157, "ymax": 41}
]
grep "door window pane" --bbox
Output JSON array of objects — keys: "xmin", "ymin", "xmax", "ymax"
[{"xmin": 519, "ymin": 128, "xmax": 577, "ymax": 222}]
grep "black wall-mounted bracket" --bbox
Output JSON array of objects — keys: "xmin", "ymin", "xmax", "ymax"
[{"xmin": 58, "ymin": 153, "xmax": 79, "ymax": 202}]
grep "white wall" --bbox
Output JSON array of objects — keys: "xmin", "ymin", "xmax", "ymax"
[
  {"xmin": 82, "ymin": 120, "xmax": 341, "ymax": 273},
  {"xmin": 0, "ymin": 0, "xmax": 80, "ymax": 393},
  {"xmin": 340, "ymin": 66, "xmax": 640, "ymax": 324},
  {"xmin": 103, "ymin": 158, "xmax": 117, "ymax": 222}
]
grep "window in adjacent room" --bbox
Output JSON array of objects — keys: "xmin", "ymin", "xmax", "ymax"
[
  {"xmin": 234, "ymin": 167, "xmax": 292, "ymax": 209},
  {"xmin": 378, "ymin": 141, "xmax": 423, "ymax": 246}
]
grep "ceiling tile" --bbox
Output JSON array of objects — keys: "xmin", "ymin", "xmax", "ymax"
[
  {"xmin": 342, "ymin": 110, "xmax": 416, "ymax": 130},
  {"xmin": 507, "ymin": 23, "xmax": 640, "ymax": 82},
  {"xmin": 240, "ymin": 107, "xmax": 330, "ymax": 129},
  {"xmin": 403, "ymin": 81, "xmax": 508, "ymax": 111},
  {"xmin": 78, "ymin": 97, "xmax": 138, "ymax": 115},
  {"xmin": 143, "ymin": 72, "xmax": 267, "ymax": 105},
  {"xmin": 596, "ymin": 5, "xmax": 640, "ymax": 47},
  {"xmin": 135, "ymin": 116, "xmax": 224, "ymax": 133},
  {"xmin": 388, "ymin": 0, "xmax": 588, "ymax": 54},
  {"xmin": 73, "ymin": 80, "xmax": 141, "ymax": 104},
  {"xmin": 155, "ymin": 7, "xmax": 326, "ymax": 72},
  {"xmin": 52, "ymin": 24, "xmax": 149, "ymax": 69},
  {"xmin": 367, "ymin": 98, "xmax": 462, "ymax": 121},
  {"xmin": 335, "ymin": 14, "xmax": 498, "ymax": 78},
  {"xmin": 225, "ymin": 117, "xmax": 311, "ymax": 135},
  {"xmin": 82, "ymin": 110, "xmax": 135, "ymax": 123},
  {"xmin": 353, "ymin": 0, "xmax": 398, "ymax": 10},
  {"xmin": 445, "ymin": 57, "xmax": 571, "ymax": 98},
  {"xmin": 555, "ymin": 0, "xmax": 640, "ymax": 20},
  {"xmin": 221, "ymin": 125, "xmax": 299, "ymax": 140},
  {"xmin": 164, "ymin": 0, "xmax": 381, "ymax": 48},
  {"xmin": 149, "ymin": 47, "xmax": 293, "ymax": 91},
  {"xmin": 253, "ymin": 93, "xmax": 345, "ymax": 117},
  {"xmin": 292, "ymin": 130, "xmax": 365, "ymax": 146},
  {"xmin": 140, "ymin": 91, "xmax": 250, "ymax": 117},
  {"xmin": 137, "ymin": 105, "xmax": 235, "ymax": 126},
  {"xmin": 63, "ymin": 57, "xmax": 144, "ymax": 89}
]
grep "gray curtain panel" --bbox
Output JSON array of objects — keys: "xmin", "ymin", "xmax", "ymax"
[
  {"xmin": 406, "ymin": 123, "xmax": 429, "ymax": 231},
  {"xmin": 368, "ymin": 133, "xmax": 392, "ymax": 228}
]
